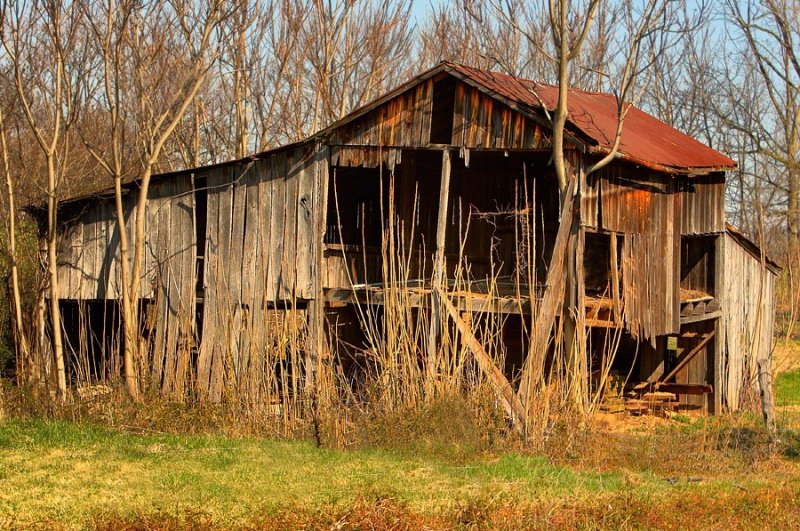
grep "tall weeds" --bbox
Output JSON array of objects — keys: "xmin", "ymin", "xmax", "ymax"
[{"xmin": 14, "ymin": 160, "xmax": 633, "ymax": 449}]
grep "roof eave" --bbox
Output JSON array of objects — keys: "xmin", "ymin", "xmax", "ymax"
[
  {"xmin": 725, "ymin": 223, "xmax": 782, "ymax": 274},
  {"xmin": 586, "ymin": 145, "xmax": 737, "ymax": 175}
]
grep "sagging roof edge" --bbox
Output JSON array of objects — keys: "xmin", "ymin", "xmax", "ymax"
[{"xmin": 726, "ymin": 223, "xmax": 782, "ymax": 275}]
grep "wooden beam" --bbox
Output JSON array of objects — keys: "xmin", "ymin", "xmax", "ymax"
[
  {"xmin": 713, "ymin": 234, "xmax": 725, "ymax": 414},
  {"xmin": 437, "ymin": 287, "xmax": 526, "ymax": 431},
  {"xmin": 517, "ymin": 178, "xmax": 576, "ymax": 406},
  {"xmin": 657, "ymin": 383, "xmax": 713, "ymax": 395},
  {"xmin": 660, "ymin": 330, "xmax": 715, "ymax": 384},
  {"xmin": 680, "ymin": 310, "xmax": 721, "ymax": 325},
  {"xmin": 427, "ymin": 149, "xmax": 452, "ymax": 387}
]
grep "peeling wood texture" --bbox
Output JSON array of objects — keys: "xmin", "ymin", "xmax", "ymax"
[
  {"xmin": 452, "ymin": 83, "xmax": 552, "ymax": 149},
  {"xmin": 329, "ymin": 79, "xmax": 433, "ymax": 147},
  {"xmin": 721, "ymin": 230, "xmax": 776, "ymax": 411},
  {"xmin": 196, "ymin": 144, "xmax": 322, "ymax": 400},
  {"xmin": 680, "ymin": 173, "xmax": 725, "ymax": 235},
  {"xmin": 582, "ymin": 162, "xmax": 682, "ymax": 342}
]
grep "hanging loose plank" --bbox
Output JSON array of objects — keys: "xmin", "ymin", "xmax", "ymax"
[
  {"xmin": 437, "ymin": 286, "xmax": 526, "ymax": 431},
  {"xmin": 518, "ymin": 179, "xmax": 576, "ymax": 407}
]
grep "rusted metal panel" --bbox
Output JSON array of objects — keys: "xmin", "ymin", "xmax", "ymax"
[{"xmin": 446, "ymin": 63, "xmax": 737, "ymax": 173}]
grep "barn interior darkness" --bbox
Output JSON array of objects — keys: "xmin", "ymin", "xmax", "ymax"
[{"xmin": 324, "ymin": 150, "xmax": 561, "ymax": 286}]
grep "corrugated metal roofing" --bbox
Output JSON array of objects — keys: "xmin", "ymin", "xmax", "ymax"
[{"xmin": 445, "ymin": 63, "xmax": 737, "ymax": 173}]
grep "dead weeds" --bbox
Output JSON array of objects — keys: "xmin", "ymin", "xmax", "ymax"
[{"xmin": 83, "ymin": 486, "xmax": 800, "ymax": 530}]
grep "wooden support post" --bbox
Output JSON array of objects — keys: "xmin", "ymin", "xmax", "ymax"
[
  {"xmin": 426, "ymin": 149, "xmax": 451, "ymax": 393},
  {"xmin": 610, "ymin": 233, "xmax": 622, "ymax": 324},
  {"xmin": 713, "ymin": 233, "xmax": 725, "ymax": 413},
  {"xmin": 307, "ymin": 142, "xmax": 331, "ymax": 408},
  {"xmin": 569, "ymin": 223, "xmax": 587, "ymax": 409}
]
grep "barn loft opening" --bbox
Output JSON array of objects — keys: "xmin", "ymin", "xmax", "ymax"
[
  {"xmin": 583, "ymin": 231, "xmax": 612, "ymax": 295},
  {"xmin": 681, "ymin": 234, "xmax": 715, "ymax": 295},
  {"xmin": 324, "ymin": 166, "xmax": 384, "ymax": 248},
  {"xmin": 429, "ymin": 75, "xmax": 456, "ymax": 144}
]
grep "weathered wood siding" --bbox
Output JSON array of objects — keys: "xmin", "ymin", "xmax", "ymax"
[
  {"xmin": 56, "ymin": 176, "xmax": 195, "ymax": 302},
  {"xmin": 330, "ymin": 79, "xmax": 434, "ymax": 147},
  {"xmin": 680, "ymin": 173, "xmax": 725, "ymax": 235},
  {"xmin": 57, "ymin": 197, "xmax": 127, "ymax": 300},
  {"xmin": 55, "ymin": 176, "xmax": 197, "ymax": 396},
  {"xmin": 452, "ymin": 83, "xmax": 552, "ymax": 149},
  {"xmin": 196, "ymin": 143, "xmax": 327, "ymax": 400},
  {"xmin": 581, "ymin": 162, "xmax": 681, "ymax": 341},
  {"xmin": 55, "ymin": 143, "xmax": 327, "ymax": 401},
  {"xmin": 721, "ymin": 231, "xmax": 776, "ymax": 410},
  {"xmin": 328, "ymin": 75, "xmax": 552, "ymax": 151},
  {"xmin": 148, "ymin": 176, "xmax": 196, "ymax": 397}
]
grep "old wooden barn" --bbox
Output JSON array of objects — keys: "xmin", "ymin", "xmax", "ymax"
[{"xmin": 42, "ymin": 63, "xmax": 778, "ymax": 417}]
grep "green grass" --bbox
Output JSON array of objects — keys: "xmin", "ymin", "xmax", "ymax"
[
  {"xmin": 0, "ymin": 419, "xmax": 627, "ymax": 527},
  {"xmin": 776, "ymin": 369, "xmax": 800, "ymax": 406},
  {"xmin": 0, "ymin": 418, "xmax": 798, "ymax": 529}
]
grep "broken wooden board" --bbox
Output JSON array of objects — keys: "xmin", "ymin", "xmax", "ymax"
[
  {"xmin": 660, "ymin": 330, "xmax": 715, "ymax": 384},
  {"xmin": 437, "ymin": 287, "xmax": 527, "ymax": 431},
  {"xmin": 642, "ymin": 391, "xmax": 678, "ymax": 402}
]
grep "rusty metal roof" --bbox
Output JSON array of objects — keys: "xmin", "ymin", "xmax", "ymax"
[
  {"xmin": 47, "ymin": 62, "xmax": 737, "ymax": 209},
  {"xmin": 445, "ymin": 63, "xmax": 737, "ymax": 173}
]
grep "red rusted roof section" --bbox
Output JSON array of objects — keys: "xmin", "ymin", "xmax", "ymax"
[{"xmin": 446, "ymin": 63, "xmax": 737, "ymax": 173}]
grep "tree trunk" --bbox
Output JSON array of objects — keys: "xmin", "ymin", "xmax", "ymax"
[
  {"xmin": 0, "ymin": 110, "xmax": 30, "ymax": 384},
  {"xmin": 113, "ymin": 173, "xmax": 139, "ymax": 400},
  {"xmin": 46, "ymin": 154, "xmax": 66, "ymax": 398},
  {"xmin": 125, "ymin": 166, "xmax": 156, "ymax": 401}
]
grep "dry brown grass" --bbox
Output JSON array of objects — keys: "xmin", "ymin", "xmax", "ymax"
[{"xmin": 78, "ymin": 486, "xmax": 800, "ymax": 530}]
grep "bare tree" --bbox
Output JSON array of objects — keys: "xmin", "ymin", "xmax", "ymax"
[
  {"xmin": 0, "ymin": 106, "xmax": 28, "ymax": 383},
  {"xmin": 80, "ymin": 0, "xmax": 227, "ymax": 399},
  {"xmin": 304, "ymin": 0, "xmax": 413, "ymax": 135},
  {"xmin": 0, "ymin": 0, "xmax": 87, "ymax": 399},
  {"xmin": 727, "ymin": 0, "xmax": 800, "ymax": 261}
]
